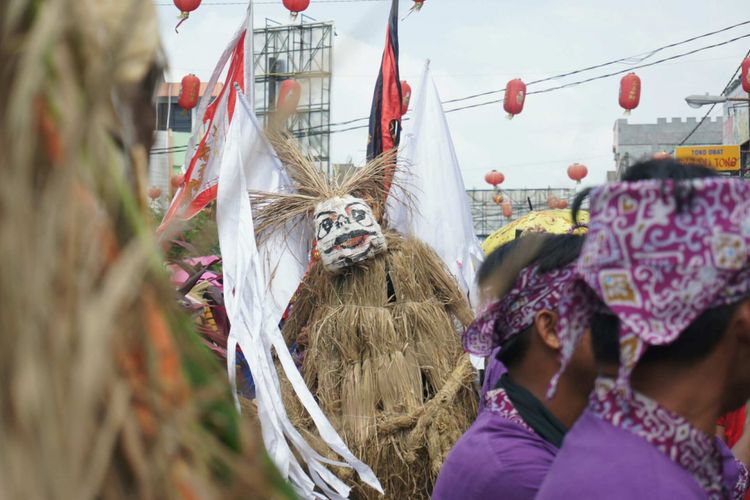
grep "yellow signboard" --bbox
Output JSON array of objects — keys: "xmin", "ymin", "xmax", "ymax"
[{"xmin": 674, "ymin": 145, "xmax": 741, "ymax": 171}]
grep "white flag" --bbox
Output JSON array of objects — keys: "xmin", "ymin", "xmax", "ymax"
[
  {"xmin": 388, "ymin": 63, "xmax": 484, "ymax": 309},
  {"xmin": 216, "ymin": 89, "xmax": 382, "ymax": 499}
]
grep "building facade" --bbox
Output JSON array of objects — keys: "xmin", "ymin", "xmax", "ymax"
[
  {"xmin": 723, "ymin": 79, "xmax": 750, "ymax": 175},
  {"xmin": 612, "ymin": 116, "xmax": 723, "ymax": 179}
]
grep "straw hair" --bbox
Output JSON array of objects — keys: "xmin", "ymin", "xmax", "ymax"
[
  {"xmin": 281, "ymin": 233, "xmax": 477, "ymax": 499},
  {"xmin": 0, "ymin": 1, "xmax": 293, "ymax": 499},
  {"xmin": 253, "ymin": 132, "xmax": 406, "ymax": 237}
]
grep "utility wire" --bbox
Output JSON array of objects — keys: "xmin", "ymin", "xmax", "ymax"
[
  {"xmin": 440, "ymin": 18, "xmax": 750, "ymax": 105},
  {"xmin": 156, "ymin": 0, "xmax": 387, "ymax": 4},
  {"xmin": 678, "ymin": 47, "xmax": 750, "ymax": 145},
  {"xmin": 308, "ymin": 30, "xmax": 750, "ymax": 133},
  {"xmin": 528, "ymin": 32, "xmax": 750, "ymax": 96},
  {"xmin": 300, "ymin": 26, "xmax": 750, "ymax": 132},
  {"xmin": 149, "ymin": 26, "xmax": 750, "ymax": 149}
]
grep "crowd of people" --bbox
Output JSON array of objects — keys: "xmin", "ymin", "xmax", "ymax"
[
  {"xmin": 434, "ymin": 158, "xmax": 750, "ymax": 499},
  {"xmin": 5, "ymin": 0, "xmax": 750, "ymax": 497}
]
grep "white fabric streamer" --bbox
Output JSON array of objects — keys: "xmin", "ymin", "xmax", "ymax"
[{"xmin": 216, "ymin": 90, "xmax": 383, "ymax": 499}]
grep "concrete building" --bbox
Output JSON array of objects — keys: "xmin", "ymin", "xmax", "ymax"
[
  {"xmin": 612, "ymin": 116, "xmax": 723, "ymax": 179},
  {"xmin": 148, "ymin": 82, "xmax": 223, "ymax": 207},
  {"xmin": 722, "ymin": 79, "xmax": 750, "ymax": 174}
]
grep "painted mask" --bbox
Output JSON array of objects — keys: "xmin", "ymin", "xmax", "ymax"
[{"xmin": 314, "ymin": 195, "xmax": 387, "ymax": 273}]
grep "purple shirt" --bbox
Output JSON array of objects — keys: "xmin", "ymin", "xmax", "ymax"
[
  {"xmin": 433, "ymin": 394, "xmax": 558, "ymax": 500},
  {"xmin": 537, "ymin": 411, "xmax": 745, "ymax": 500},
  {"xmin": 479, "ymin": 349, "xmax": 505, "ymax": 409}
]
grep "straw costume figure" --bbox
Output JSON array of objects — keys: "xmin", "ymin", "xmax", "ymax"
[
  {"xmin": 0, "ymin": 1, "xmax": 294, "ymax": 498},
  {"xmin": 254, "ymin": 135, "xmax": 478, "ymax": 499}
]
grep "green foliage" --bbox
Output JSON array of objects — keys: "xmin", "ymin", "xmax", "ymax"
[{"xmin": 152, "ymin": 205, "xmax": 222, "ymax": 261}]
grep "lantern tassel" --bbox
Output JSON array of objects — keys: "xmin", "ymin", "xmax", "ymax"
[
  {"xmin": 623, "ymin": 109, "xmax": 631, "ymax": 116},
  {"xmin": 175, "ymin": 12, "xmax": 190, "ymax": 33},
  {"xmin": 506, "ymin": 113, "xmax": 514, "ymax": 120},
  {"xmin": 402, "ymin": 2, "xmax": 423, "ymax": 20}
]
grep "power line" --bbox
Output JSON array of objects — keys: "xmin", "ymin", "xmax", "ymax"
[
  {"xmin": 149, "ymin": 23, "xmax": 750, "ymax": 147},
  {"xmin": 678, "ymin": 47, "xmax": 750, "ymax": 145},
  {"xmin": 310, "ymin": 30, "xmax": 750, "ymax": 133},
  {"xmin": 441, "ymin": 18, "xmax": 750, "ymax": 105},
  {"xmin": 528, "ymin": 32, "xmax": 750, "ymax": 97},
  {"xmin": 155, "ymin": 0, "xmax": 387, "ymax": 4},
  {"xmin": 301, "ymin": 25, "xmax": 750, "ymax": 132}
]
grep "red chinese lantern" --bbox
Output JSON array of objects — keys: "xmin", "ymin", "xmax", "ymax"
[
  {"xmin": 502, "ymin": 201, "xmax": 513, "ymax": 219},
  {"xmin": 173, "ymin": 0, "xmax": 201, "ymax": 32},
  {"xmin": 619, "ymin": 72, "xmax": 641, "ymax": 114},
  {"xmin": 547, "ymin": 195, "xmax": 559, "ymax": 209},
  {"xmin": 503, "ymin": 78, "xmax": 526, "ymax": 118},
  {"xmin": 492, "ymin": 193, "xmax": 504, "ymax": 205},
  {"xmin": 283, "ymin": 0, "xmax": 310, "ymax": 15},
  {"xmin": 401, "ymin": 81, "xmax": 412, "ymax": 116},
  {"xmin": 148, "ymin": 186, "xmax": 162, "ymax": 200},
  {"xmin": 567, "ymin": 163, "xmax": 588, "ymax": 184},
  {"xmin": 742, "ymin": 58, "xmax": 750, "ymax": 93},
  {"xmin": 484, "ymin": 170, "xmax": 505, "ymax": 188},
  {"xmin": 171, "ymin": 174, "xmax": 185, "ymax": 189},
  {"xmin": 557, "ymin": 199, "xmax": 568, "ymax": 209},
  {"xmin": 178, "ymin": 74, "xmax": 201, "ymax": 111},
  {"xmin": 277, "ymin": 79, "xmax": 302, "ymax": 113}
]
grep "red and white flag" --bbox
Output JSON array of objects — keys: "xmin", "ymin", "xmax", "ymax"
[{"xmin": 158, "ymin": 7, "xmax": 255, "ymax": 232}]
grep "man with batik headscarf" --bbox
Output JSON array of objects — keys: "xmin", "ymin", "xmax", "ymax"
[
  {"xmin": 432, "ymin": 233, "xmax": 596, "ymax": 500},
  {"xmin": 537, "ymin": 161, "xmax": 750, "ymax": 500}
]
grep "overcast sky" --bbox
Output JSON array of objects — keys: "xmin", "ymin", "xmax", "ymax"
[{"xmin": 155, "ymin": 0, "xmax": 750, "ymax": 189}]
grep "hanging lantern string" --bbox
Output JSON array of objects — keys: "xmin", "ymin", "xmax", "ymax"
[
  {"xmin": 161, "ymin": 26, "xmax": 750, "ymax": 139},
  {"xmin": 175, "ymin": 15, "xmax": 189, "ymax": 33},
  {"xmin": 296, "ymin": 29, "xmax": 750, "ymax": 134},
  {"xmin": 150, "ymin": 25, "xmax": 750, "ymax": 141},
  {"xmin": 441, "ymin": 19, "xmax": 750, "ymax": 104}
]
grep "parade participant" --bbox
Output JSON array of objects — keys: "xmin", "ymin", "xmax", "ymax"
[
  {"xmin": 432, "ymin": 233, "xmax": 596, "ymax": 500},
  {"xmin": 0, "ymin": 0, "xmax": 295, "ymax": 498},
  {"xmin": 253, "ymin": 134, "xmax": 478, "ymax": 499},
  {"xmin": 537, "ymin": 165, "xmax": 750, "ymax": 500},
  {"xmin": 477, "ymin": 223, "xmax": 588, "ymax": 406}
]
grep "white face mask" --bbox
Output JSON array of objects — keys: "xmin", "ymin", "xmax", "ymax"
[{"xmin": 313, "ymin": 195, "xmax": 387, "ymax": 273}]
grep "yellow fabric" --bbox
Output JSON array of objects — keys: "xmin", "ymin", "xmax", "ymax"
[{"xmin": 482, "ymin": 209, "xmax": 589, "ymax": 255}]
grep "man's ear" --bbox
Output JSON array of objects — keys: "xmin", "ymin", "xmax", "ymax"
[{"xmin": 534, "ymin": 310, "xmax": 560, "ymax": 350}]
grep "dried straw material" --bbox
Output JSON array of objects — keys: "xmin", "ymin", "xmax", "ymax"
[
  {"xmin": 0, "ymin": 1, "xmax": 293, "ymax": 499},
  {"xmin": 252, "ymin": 133, "xmax": 409, "ymax": 237},
  {"xmin": 282, "ymin": 233, "xmax": 477, "ymax": 499}
]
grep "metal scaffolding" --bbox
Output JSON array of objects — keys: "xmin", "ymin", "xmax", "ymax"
[
  {"xmin": 254, "ymin": 17, "xmax": 333, "ymax": 173},
  {"xmin": 468, "ymin": 188, "xmax": 578, "ymax": 239}
]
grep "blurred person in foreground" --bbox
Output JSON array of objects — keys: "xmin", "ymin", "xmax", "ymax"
[
  {"xmin": 537, "ymin": 160, "xmax": 750, "ymax": 499},
  {"xmin": 432, "ymin": 233, "xmax": 596, "ymax": 500},
  {"xmin": 0, "ymin": 1, "xmax": 294, "ymax": 498}
]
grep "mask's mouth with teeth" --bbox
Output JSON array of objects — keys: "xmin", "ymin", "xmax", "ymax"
[{"xmin": 324, "ymin": 230, "xmax": 374, "ymax": 254}]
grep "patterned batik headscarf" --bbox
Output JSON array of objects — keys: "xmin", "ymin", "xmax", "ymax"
[
  {"xmin": 462, "ymin": 262, "xmax": 577, "ymax": 357},
  {"xmin": 551, "ymin": 177, "xmax": 750, "ymax": 394}
]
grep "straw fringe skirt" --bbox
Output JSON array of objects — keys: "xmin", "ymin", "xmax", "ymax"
[{"xmin": 282, "ymin": 233, "xmax": 477, "ymax": 499}]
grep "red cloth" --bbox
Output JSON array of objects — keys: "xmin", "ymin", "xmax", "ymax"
[
  {"xmin": 718, "ymin": 406, "xmax": 750, "ymax": 500},
  {"xmin": 719, "ymin": 406, "xmax": 747, "ymax": 448}
]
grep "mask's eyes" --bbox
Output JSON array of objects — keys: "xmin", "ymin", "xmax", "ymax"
[
  {"xmin": 318, "ymin": 218, "xmax": 334, "ymax": 239},
  {"xmin": 349, "ymin": 205, "xmax": 374, "ymax": 227},
  {"xmin": 351, "ymin": 209, "xmax": 366, "ymax": 222}
]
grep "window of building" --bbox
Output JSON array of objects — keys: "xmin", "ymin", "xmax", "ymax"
[{"xmin": 156, "ymin": 102, "xmax": 192, "ymax": 133}]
